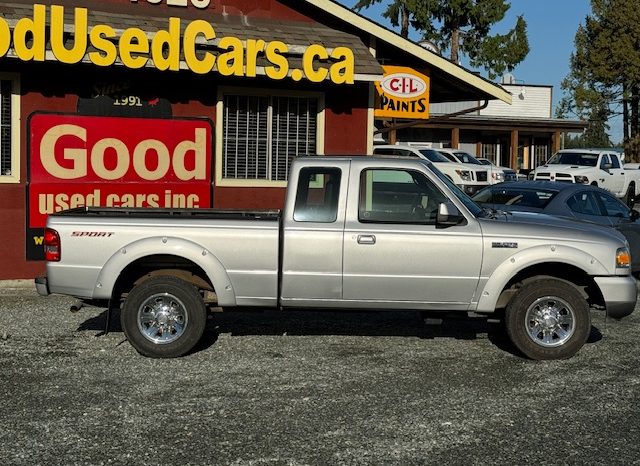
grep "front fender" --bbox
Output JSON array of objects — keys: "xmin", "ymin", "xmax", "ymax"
[
  {"xmin": 91, "ymin": 236, "xmax": 236, "ymax": 305},
  {"xmin": 474, "ymin": 244, "xmax": 609, "ymax": 313}
]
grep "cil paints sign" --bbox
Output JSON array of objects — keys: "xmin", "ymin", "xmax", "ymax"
[
  {"xmin": 374, "ymin": 66, "xmax": 430, "ymax": 119},
  {"xmin": 26, "ymin": 113, "xmax": 213, "ymax": 260}
]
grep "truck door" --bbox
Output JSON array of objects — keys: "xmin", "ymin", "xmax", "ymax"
[
  {"xmin": 342, "ymin": 166, "xmax": 483, "ymax": 308},
  {"xmin": 280, "ymin": 163, "xmax": 348, "ymax": 304},
  {"xmin": 600, "ymin": 154, "xmax": 625, "ymax": 195}
]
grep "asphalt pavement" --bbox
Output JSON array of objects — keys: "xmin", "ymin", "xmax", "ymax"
[{"xmin": 0, "ymin": 283, "xmax": 639, "ymax": 465}]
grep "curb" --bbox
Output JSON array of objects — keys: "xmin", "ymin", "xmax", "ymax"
[{"xmin": 0, "ymin": 279, "xmax": 35, "ymax": 289}]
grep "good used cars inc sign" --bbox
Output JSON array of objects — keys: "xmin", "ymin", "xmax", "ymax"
[
  {"xmin": 374, "ymin": 66, "xmax": 430, "ymax": 120},
  {"xmin": 27, "ymin": 113, "xmax": 213, "ymax": 260}
]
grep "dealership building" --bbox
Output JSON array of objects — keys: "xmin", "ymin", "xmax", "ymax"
[{"xmin": 0, "ymin": 0, "xmax": 514, "ymax": 280}]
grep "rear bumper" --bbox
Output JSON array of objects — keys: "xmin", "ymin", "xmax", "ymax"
[
  {"xmin": 35, "ymin": 275, "xmax": 50, "ymax": 296},
  {"xmin": 594, "ymin": 275, "xmax": 637, "ymax": 319}
]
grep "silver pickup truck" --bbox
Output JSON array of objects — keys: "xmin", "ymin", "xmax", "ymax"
[{"xmin": 36, "ymin": 156, "xmax": 637, "ymax": 360}]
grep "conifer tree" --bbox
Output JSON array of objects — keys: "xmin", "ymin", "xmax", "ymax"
[
  {"xmin": 353, "ymin": 0, "xmax": 418, "ymax": 38},
  {"xmin": 412, "ymin": 0, "xmax": 529, "ymax": 78},
  {"xmin": 353, "ymin": 1, "xmax": 528, "ymax": 79},
  {"xmin": 559, "ymin": 0, "xmax": 640, "ymax": 158}
]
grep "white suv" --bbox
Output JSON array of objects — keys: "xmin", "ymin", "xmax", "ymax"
[{"xmin": 372, "ymin": 145, "xmax": 490, "ymax": 195}]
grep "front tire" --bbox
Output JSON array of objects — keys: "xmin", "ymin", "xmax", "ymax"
[
  {"xmin": 624, "ymin": 184, "xmax": 635, "ymax": 208},
  {"xmin": 505, "ymin": 279, "xmax": 590, "ymax": 360},
  {"xmin": 121, "ymin": 276, "xmax": 206, "ymax": 358}
]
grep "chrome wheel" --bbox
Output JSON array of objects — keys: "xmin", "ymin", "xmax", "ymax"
[
  {"xmin": 137, "ymin": 293, "xmax": 189, "ymax": 344},
  {"xmin": 525, "ymin": 296, "xmax": 575, "ymax": 348}
]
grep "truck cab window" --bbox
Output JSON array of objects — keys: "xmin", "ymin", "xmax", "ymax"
[
  {"xmin": 293, "ymin": 167, "xmax": 341, "ymax": 222},
  {"xmin": 610, "ymin": 154, "xmax": 621, "ymax": 169},
  {"xmin": 358, "ymin": 169, "xmax": 447, "ymax": 224}
]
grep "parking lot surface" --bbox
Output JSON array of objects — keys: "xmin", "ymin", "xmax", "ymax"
[{"xmin": 1, "ymin": 284, "xmax": 639, "ymax": 465}]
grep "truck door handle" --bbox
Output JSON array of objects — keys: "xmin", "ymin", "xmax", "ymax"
[{"xmin": 357, "ymin": 235, "xmax": 376, "ymax": 245}]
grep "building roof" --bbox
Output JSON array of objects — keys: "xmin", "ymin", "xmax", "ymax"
[
  {"xmin": 0, "ymin": 0, "xmax": 512, "ymax": 104},
  {"xmin": 0, "ymin": 1, "xmax": 383, "ymax": 77},
  {"xmin": 426, "ymin": 114, "xmax": 589, "ymax": 133},
  {"xmin": 300, "ymin": 0, "xmax": 512, "ymax": 104}
]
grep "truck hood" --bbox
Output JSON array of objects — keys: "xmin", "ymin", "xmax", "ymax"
[
  {"xmin": 479, "ymin": 210, "xmax": 627, "ymax": 246},
  {"xmin": 535, "ymin": 164, "xmax": 593, "ymax": 174},
  {"xmin": 433, "ymin": 161, "xmax": 485, "ymax": 172}
]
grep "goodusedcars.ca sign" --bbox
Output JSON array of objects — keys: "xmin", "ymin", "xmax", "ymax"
[{"xmin": 0, "ymin": 3, "xmax": 356, "ymax": 84}]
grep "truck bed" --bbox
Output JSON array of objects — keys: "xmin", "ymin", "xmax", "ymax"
[{"xmin": 45, "ymin": 207, "xmax": 282, "ymax": 304}]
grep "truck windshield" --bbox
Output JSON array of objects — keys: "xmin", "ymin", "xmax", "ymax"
[
  {"xmin": 426, "ymin": 164, "xmax": 483, "ymax": 217},
  {"xmin": 546, "ymin": 152, "xmax": 598, "ymax": 166},
  {"xmin": 454, "ymin": 152, "xmax": 483, "ymax": 165},
  {"xmin": 418, "ymin": 149, "xmax": 451, "ymax": 163}
]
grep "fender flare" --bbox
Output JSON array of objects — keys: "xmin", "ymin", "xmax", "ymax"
[
  {"xmin": 91, "ymin": 236, "xmax": 236, "ymax": 306},
  {"xmin": 475, "ymin": 244, "xmax": 609, "ymax": 313}
]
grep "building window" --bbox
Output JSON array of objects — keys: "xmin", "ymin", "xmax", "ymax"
[
  {"xmin": 221, "ymin": 93, "xmax": 319, "ymax": 184},
  {"xmin": 534, "ymin": 144, "xmax": 548, "ymax": 168},
  {"xmin": 0, "ymin": 76, "xmax": 19, "ymax": 183},
  {"xmin": 481, "ymin": 143, "xmax": 498, "ymax": 164}
]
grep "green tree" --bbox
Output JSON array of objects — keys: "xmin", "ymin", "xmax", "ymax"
[
  {"xmin": 353, "ymin": 0, "xmax": 418, "ymax": 38},
  {"xmin": 412, "ymin": 0, "xmax": 529, "ymax": 79},
  {"xmin": 557, "ymin": 24, "xmax": 613, "ymax": 149},
  {"xmin": 559, "ymin": 0, "xmax": 640, "ymax": 160}
]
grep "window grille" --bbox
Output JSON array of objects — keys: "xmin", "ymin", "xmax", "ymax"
[
  {"xmin": 534, "ymin": 144, "xmax": 548, "ymax": 168},
  {"xmin": 223, "ymin": 94, "xmax": 318, "ymax": 182},
  {"xmin": 481, "ymin": 143, "xmax": 497, "ymax": 164},
  {"xmin": 0, "ymin": 80, "xmax": 12, "ymax": 177}
]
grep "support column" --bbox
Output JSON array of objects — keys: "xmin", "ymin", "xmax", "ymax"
[
  {"xmin": 552, "ymin": 131, "xmax": 562, "ymax": 153},
  {"xmin": 451, "ymin": 127, "xmax": 460, "ymax": 149},
  {"xmin": 510, "ymin": 129, "xmax": 519, "ymax": 169},
  {"xmin": 389, "ymin": 128, "xmax": 397, "ymax": 145}
]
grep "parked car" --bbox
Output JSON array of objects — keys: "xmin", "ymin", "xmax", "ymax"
[
  {"xmin": 372, "ymin": 145, "xmax": 490, "ymax": 195},
  {"xmin": 476, "ymin": 157, "xmax": 519, "ymax": 183},
  {"xmin": 472, "ymin": 181, "xmax": 640, "ymax": 273},
  {"xmin": 435, "ymin": 149, "xmax": 517, "ymax": 184}
]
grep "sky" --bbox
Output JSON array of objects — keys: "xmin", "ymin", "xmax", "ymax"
[{"xmin": 335, "ymin": 1, "xmax": 622, "ymax": 141}]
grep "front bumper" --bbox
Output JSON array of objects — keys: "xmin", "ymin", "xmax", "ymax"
[
  {"xmin": 35, "ymin": 275, "xmax": 50, "ymax": 296},
  {"xmin": 594, "ymin": 275, "xmax": 637, "ymax": 319}
]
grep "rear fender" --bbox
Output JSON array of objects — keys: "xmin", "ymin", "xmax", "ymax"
[
  {"xmin": 92, "ymin": 236, "xmax": 236, "ymax": 305},
  {"xmin": 474, "ymin": 244, "xmax": 608, "ymax": 313}
]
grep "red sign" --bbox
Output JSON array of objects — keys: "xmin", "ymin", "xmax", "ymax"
[{"xmin": 28, "ymin": 113, "xmax": 213, "ymax": 233}]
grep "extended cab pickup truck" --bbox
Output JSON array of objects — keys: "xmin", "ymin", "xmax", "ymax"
[
  {"xmin": 532, "ymin": 149, "xmax": 640, "ymax": 207},
  {"xmin": 36, "ymin": 156, "xmax": 637, "ymax": 360}
]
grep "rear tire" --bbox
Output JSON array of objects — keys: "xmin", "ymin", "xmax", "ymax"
[
  {"xmin": 505, "ymin": 279, "xmax": 590, "ymax": 360},
  {"xmin": 121, "ymin": 276, "xmax": 206, "ymax": 358}
]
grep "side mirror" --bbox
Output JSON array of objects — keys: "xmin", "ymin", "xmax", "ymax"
[
  {"xmin": 436, "ymin": 201, "xmax": 463, "ymax": 226},
  {"xmin": 631, "ymin": 209, "xmax": 640, "ymax": 221},
  {"xmin": 602, "ymin": 163, "xmax": 612, "ymax": 171}
]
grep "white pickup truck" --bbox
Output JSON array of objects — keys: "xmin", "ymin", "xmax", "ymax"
[
  {"xmin": 532, "ymin": 149, "xmax": 640, "ymax": 206},
  {"xmin": 36, "ymin": 156, "xmax": 636, "ymax": 360}
]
